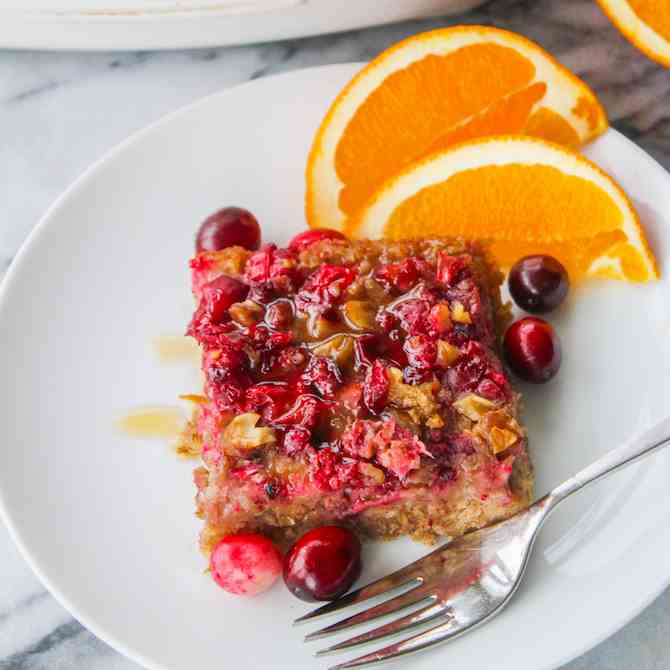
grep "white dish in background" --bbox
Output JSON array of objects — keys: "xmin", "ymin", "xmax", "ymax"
[
  {"xmin": 0, "ymin": 0, "xmax": 486, "ymax": 50},
  {"xmin": 1, "ymin": 63, "xmax": 670, "ymax": 670}
]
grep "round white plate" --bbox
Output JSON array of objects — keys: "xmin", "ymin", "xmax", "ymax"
[{"xmin": 1, "ymin": 64, "xmax": 670, "ymax": 670}]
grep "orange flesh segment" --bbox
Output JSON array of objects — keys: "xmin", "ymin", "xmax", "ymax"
[
  {"xmin": 628, "ymin": 0, "xmax": 670, "ymax": 42},
  {"xmin": 335, "ymin": 43, "xmax": 537, "ymax": 219},
  {"xmin": 429, "ymin": 83, "xmax": 547, "ymax": 152},
  {"xmin": 524, "ymin": 107, "xmax": 580, "ymax": 146},
  {"xmin": 383, "ymin": 164, "xmax": 650, "ymax": 281}
]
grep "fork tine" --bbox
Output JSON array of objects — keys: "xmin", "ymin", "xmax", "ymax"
[
  {"xmin": 327, "ymin": 615, "xmax": 467, "ymax": 670},
  {"xmin": 314, "ymin": 602, "xmax": 451, "ymax": 657},
  {"xmin": 293, "ymin": 562, "xmax": 425, "ymax": 625},
  {"xmin": 304, "ymin": 583, "xmax": 434, "ymax": 641}
]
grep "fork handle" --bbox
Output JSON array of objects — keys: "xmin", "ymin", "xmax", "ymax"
[{"xmin": 544, "ymin": 416, "xmax": 670, "ymax": 510}]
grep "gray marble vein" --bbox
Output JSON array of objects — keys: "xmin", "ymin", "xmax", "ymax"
[{"xmin": 1, "ymin": 0, "xmax": 670, "ymax": 668}]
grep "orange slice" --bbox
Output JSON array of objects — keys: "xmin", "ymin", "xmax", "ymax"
[
  {"xmin": 306, "ymin": 26, "xmax": 608, "ymax": 232},
  {"xmin": 596, "ymin": 0, "xmax": 670, "ymax": 67},
  {"xmin": 347, "ymin": 136, "xmax": 658, "ymax": 283}
]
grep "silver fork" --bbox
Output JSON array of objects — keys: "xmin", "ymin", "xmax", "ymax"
[{"xmin": 295, "ymin": 416, "xmax": 670, "ymax": 669}]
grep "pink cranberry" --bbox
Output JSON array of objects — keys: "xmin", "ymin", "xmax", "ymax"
[
  {"xmin": 283, "ymin": 427, "xmax": 312, "ymax": 455},
  {"xmin": 503, "ymin": 317, "xmax": 561, "ymax": 383},
  {"xmin": 403, "ymin": 335, "xmax": 437, "ymax": 370},
  {"xmin": 265, "ymin": 299, "xmax": 294, "ymax": 329},
  {"xmin": 196, "ymin": 207, "xmax": 261, "ymax": 253},
  {"xmin": 210, "ymin": 534, "xmax": 282, "ymax": 596},
  {"xmin": 375, "ymin": 258, "xmax": 428, "ymax": 292},
  {"xmin": 301, "ymin": 356, "xmax": 342, "ymax": 398},
  {"xmin": 436, "ymin": 253, "xmax": 471, "ymax": 285},
  {"xmin": 202, "ymin": 275, "xmax": 249, "ymax": 324},
  {"xmin": 283, "ymin": 526, "xmax": 362, "ymax": 602},
  {"xmin": 288, "ymin": 229, "xmax": 347, "ymax": 253},
  {"xmin": 362, "ymin": 359, "xmax": 389, "ymax": 414}
]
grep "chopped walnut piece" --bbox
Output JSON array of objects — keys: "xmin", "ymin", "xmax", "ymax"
[
  {"xmin": 490, "ymin": 427, "xmax": 520, "ymax": 454},
  {"xmin": 475, "ymin": 409, "xmax": 524, "ymax": 455},
  {"xmin": 387, "ymin": 367, "xmax": 441, "ymax": 425},
  {"xmin": 451, "ymin": 301, "xmax": 472, "ymax": 324},
  {"xmin": 212, "ymin": 246, "xmax": 249, "ymax": 276},
  {"xmin": 436, "ymin": 340, "xmax": 460, "ymax": 368},
  {"xmin": 453, "ymin": 393, "xmax": 496, "ymax": 421},
  {"xmin": 229, "ymin": 300, "xmax": 264, "ymax": 327},
  {"xmin": 342, "ymin": 300, "xmax": 376, "ymax": 331},
  {"xmin": 175, "ymin": 417, "xmax": 203, "ymax": 459},
  {"xmin": 359, "ymin": 462, "xmax": 385, "ymax": 484},
  {"xmin": 307, "ymin": 313, "xmax": 340, "ymax": 339},
  {"xmin": 222, "ymin": 413, "xmax": 276, "ymax": 450},
  {"xmin": 311, "ymin": 334, "xmax": 355, "ymax": 365}
]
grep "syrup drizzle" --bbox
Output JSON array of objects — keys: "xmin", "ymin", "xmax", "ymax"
[{"xmin": 117, "ymin": 406, "xmax": 186, "ymax": 439}]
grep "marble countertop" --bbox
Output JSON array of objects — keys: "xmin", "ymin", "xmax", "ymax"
[{"xmin": 1, "ymin": 0, "xmax": 670, "ymax": 668}]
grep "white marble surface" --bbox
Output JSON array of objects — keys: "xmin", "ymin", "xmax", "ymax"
[{"xmin": 1, "ymin": 1, "xmax": 670, "ymax": 668}]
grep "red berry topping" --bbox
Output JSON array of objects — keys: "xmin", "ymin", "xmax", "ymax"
[
  {"xmin": 508, "ymin": 255, "xmax": 569, "ymax": 314},
  {"xmin": 196, "ymin": 207, "xmax": 261, "ymax": 253},
  {"xmin": 283, "ymin": 526, "xmax": 362, "ymax": 601},
  {"xmin": 201, "ymin": 275, "xmax": 249, "ymax": 324},
  {"xmin": 436, "ymin": 252, "xmax": 471, "ymax": 285},
  {"xmin": 362, "ymin": 359, "xmax": 389, "ymax": 414},
  {"xmin": 288, "ymin": 229, "xmax": 347, "ymax": 253},
  {"xmin": 375, "ymin": 257, "xmax": 429, "ymax": 292},
  {"xmin": 210, "ymin": 533, "xmax": 282, "ymax": 596},
  {"xmin": 503, "ymin": 317, "xmax": 561, "ymax": 383}
]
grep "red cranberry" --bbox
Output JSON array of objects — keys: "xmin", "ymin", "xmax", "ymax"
[
  {"xmin": 210, "ymin": 534, "xmax": 282, "ymax": 596},
  {"xmin": 503, "ymin": 317, "xmax": 561, "ymax": 383},
  {"xmin": 202, "ymin": 275, "xmax": 249, "ymax": 323},
  {"xmin": 508, "ymin": 255, "xmax": 569, "ymax": 314},
  {"xmin": 403, "ymin": 335, "xmax": 437, "ymax": 370},
  {"xmin": 283, "ymin": 526, "xmax": 362, "ymax": 601},
  {"xmin": 288, "ymin": 229, "xmax": 347, "ymax": 253},
  {"xmin": 362, "ymin": 359, "xmax": 389, "ymax": 414},
  {"xmin": 265, "ymin": 299, "xmax": 294, "ymax": 329},
  {"xmin": 196, "ymin": 207, "xmax": 261, "ymax": 253}
]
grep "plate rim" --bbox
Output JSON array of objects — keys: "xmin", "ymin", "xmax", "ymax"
[{"xmin": 1, "ymin": 62, "xmax": 670, "ymax": 670}]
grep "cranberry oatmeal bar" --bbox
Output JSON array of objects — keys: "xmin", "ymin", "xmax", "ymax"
[{"xmin": 182, "ymin": 235, "xmax": 533, "ymax": 555}]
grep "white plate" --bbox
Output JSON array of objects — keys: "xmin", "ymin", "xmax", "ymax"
[
  {"xmin": 1, "ymin": 64, "xmax": 670, "ymax": 670},
  {"xmin": 0, "ymin": 0, "xmax": 485, "ymax": 50}
]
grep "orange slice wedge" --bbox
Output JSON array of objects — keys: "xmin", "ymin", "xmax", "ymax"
[
  {"xmin": 306, "ymin": 26, "xmax": 608, "ymax": 232},
  {"xmin": 347, "ymin": 136, "xmax": 658, "ymax": 283},
  {"xmin": 596, "ymin": 0, "xmax": 670, "ymax": 67}
]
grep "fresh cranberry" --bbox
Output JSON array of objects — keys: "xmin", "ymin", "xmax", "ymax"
[
  {"xmin": 283, "ymin": 526, "xmax": 362, "ymax": 602},
  {"xmin": 375, "ymin": 258, "xmax": 429, "ymax": 292},
  {"xmin": 403, "ymin": 366, "xmax": 433, "ymax": 385},
  {"xmin": 265, "ymin": 299, "xmax": 294, "ymax": 329},
  {"xmin": 210, "ymin": 534, "xmax": 282, "ymax": 596},
  {"xmin": 283, "ymin": 427, "xmax": 312, "ymax": 455},
  {"xmin": 245, "ymin": 245, "xmax": 296, "ymax": 285},
  {"xmin": 362, "ymin": 359, "xmax": 389, "ymax": 414},
  {"xmin": 376, "ymin": 310, "xmax": 397, "ymax": 332},
  {"xmin": 273, "ymin": 395, "xmax": 323, "ymax": 428},
  {"xmin": 503, "ymin": 317, "xmax": 561, "ymax": 383},
  {"xmin": 245, "ymin": 382, "xmax": 293, "ymax": 420},
  {"xmin": 196, "ymin": 207, "xmax": 261, "ymax": 253},
  {"xmin": 392, "ymin": 298, "xmax": 431, "ymax": 336},
  {"xmin": 295, "ymin": 265, "xmax": 357, "ymax": 315},
  {"xmin": 201, "ymin": 275, "xmax": 250, "ymax": 324},
  {"xmin": 403, "ymin": 335, "xmax": 437, "ymax": 370},
  {"xmin": 301, "ymin": 356, "xmax": 342, "ymax": 398},
  {"xmin": 436, "ymin": 253, "xmax": 471, "ymax": 285},
  {"xmin": 508, "ymin": 255, "xmax": 569, "ymax": 314},
  {"xmin": 288, "ymin": 229, "xmax": 347, "ymax": 253}
]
